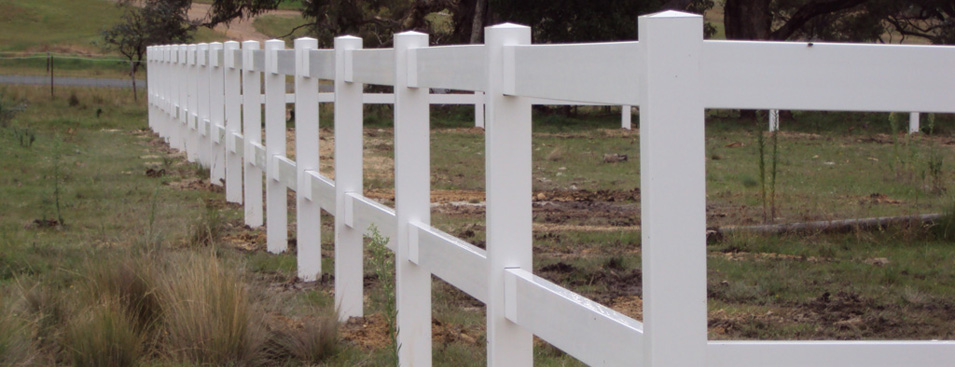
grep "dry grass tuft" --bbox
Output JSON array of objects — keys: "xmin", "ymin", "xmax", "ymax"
[
  {"xmin": 160, "ymin": 253, "xmax": 266, "ymax": 366},
  {"xmin": 0, "ymin": 293, "xmax": 36, "ymax": 366},
  {"xmin": 64, "ymin": 299, "xmax": 144, "ymax": 367}
]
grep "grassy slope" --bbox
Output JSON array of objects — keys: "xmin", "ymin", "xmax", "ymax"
[
  {"xmin": 0, "ymin": 0, "xmax": 227, "ymax": 79},
  {"xmin": 0, "ymin": 0, "xmax": 124, "ymax": 53}
]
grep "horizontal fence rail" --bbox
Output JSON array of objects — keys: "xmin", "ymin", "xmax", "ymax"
[{"xmin": 146, "ymin": 10, "xmax": 955, "ymax": 367}]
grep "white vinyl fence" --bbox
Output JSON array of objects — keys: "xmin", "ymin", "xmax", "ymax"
[{"xmin": 146, "ymin": 11, "xmax": 955, "ymax": 367}]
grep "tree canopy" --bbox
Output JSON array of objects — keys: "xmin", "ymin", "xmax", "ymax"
[{"xmin": 201, "ymin": 0, "xmax": 955, "ymax": 45}]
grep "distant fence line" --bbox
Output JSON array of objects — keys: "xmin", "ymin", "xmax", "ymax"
[{"xmin": 147, "ymin": 11, "xmax": 955, "ymax": 367}]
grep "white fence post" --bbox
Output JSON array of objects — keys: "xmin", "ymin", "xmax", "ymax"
[
  {"xmin": 294, "ymin": 37, "xmax": 322, "ymax": 281},
  {"xmin": 333, "ymin": 35, "xmax": 364, "ymax": 320},
  {"xmin": 769, "ymin": 109, "xmax": 780, "ymax": 131},
  {"xmin": 224, "ymin": 41, "xmax": 243, "ymax": 203},
  {"xmin": 394, "ymin": 31, "xmax": 433, "ymax": 367},
  {"xmin": 242, "ymin": 41, "xmax": 264, "ymax": 227},
  {"xmin": 187, "ymin": 44, "xmax": 199, "ymax": 163},
  {"xmin": 622, "ymin": 105, "xmax": 632, "ymax": 130},
  {"xmin": 178, "ymin": 45, "xmax": 188, "ymax": 154},
  {"xmin": 197, "ymin": 43, "xmax": 211, "ymax": 169},
  {"xmin": 209, "ymin": 42, "xmax": 226, "ymax": 186},
  {"xmin": 910, "ymin": 112, "xmax": 920, "ymax": 133},
  {"xmin": 485, "ymin": 23, "xmax": 533, "ymax": 367},
  {"xmin": 265, "ymin": 39, "xmax": 288, "ymax": 254},
  {"xmin": 474, "ymin": 91, "xmax": 485, "ymax": 128},
  {"xmin": 638, "ymin": 11, "xmax": 707, "ymax": 367}
]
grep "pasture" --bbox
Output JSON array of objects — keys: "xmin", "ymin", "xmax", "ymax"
[{"xmin": 0, "ymin": 83, "xmax": 952, "ymax": 365}]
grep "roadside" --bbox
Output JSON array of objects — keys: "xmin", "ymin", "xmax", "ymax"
[{"xmin": 0, "ymin": 74, "xmax": 136, "ymax": 88}]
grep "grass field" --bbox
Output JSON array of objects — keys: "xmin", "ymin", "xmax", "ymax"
[
  {"xmin": 3, "ymin": 73, "xmax": 955, "ymax": 367},
  {"xmin": 254, "ymin": 13, "xmax": 310, "ymax": 40},
  {"xmin": 0, "ymin": 0, "xmax": 228, "ymax": 79}
]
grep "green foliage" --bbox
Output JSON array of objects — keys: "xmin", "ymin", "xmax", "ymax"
[
  {"xmin": 0, "ymin": 94, "xmax": 27, "ymax": 128},
  {"xmin": 186, "ymin": 200, "xmax": 227, "ymax": 248},
  {"xmin": 932, "ymin": 202, "xmax": 955, "ymax": 241},
  {"xmin": 492, "ymin": 0, "xmax": 665, "ymax": 42},
  {"xmin": 366, "ymin": 225, "xmax": 398, "ymax": 363},
  {"xmin": 12, "ymin": 126, "xmax": 36, "ymax": 147}
]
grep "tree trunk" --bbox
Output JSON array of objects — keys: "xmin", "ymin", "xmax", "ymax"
[
  {"xmin": 470, "ymin": 0, "xmax": 487, "ymax": 44},
  {"xmin": 724, "ymin": 0, "xmax": 772, "ymax": 40},
  {"xmin": 130, "ymin": 62, "xmax": 138, "ymax": 102}
]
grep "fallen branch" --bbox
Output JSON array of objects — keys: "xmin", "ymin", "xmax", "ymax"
[{"xmin": 712, "ymin": 213, "xmax": 944, "ymax": 239}]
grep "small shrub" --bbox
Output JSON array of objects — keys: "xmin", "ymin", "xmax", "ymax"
[
  {"xmin": 68, "ymin": 92, "xmax": 80, "ymax": 107},
  {"xmin": 366, "ymin": 226, "xmax": 397, "ymax": 363},
  {"xmin": 186, "ymin": 201, "xmax": 226, "ymax": 247},
  {"xmin": 13, "ymin": 127, "xmax": 36, "ymax": 148},
  {"xmin": 64, "ymin": 300, "xmax": 144, "ymax": 367},
  {"xmin": 0, "ymin": 95, "xmax": 27, "ymax": 128},
  {"xmin": 161, "ymin": 253, "xmax": 266, "ymax": 366}
]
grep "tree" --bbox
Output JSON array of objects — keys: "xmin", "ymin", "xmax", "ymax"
[
  {"xmin": 723, "ymin": 0, "xmax": 955, "ymax": 44},
  {"xmin": 101, "ymin": 0, "xmax": 197, "ymax": 100}
]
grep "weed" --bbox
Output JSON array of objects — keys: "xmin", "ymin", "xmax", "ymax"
[
  {"xmin": 932, "ymin": 202, "xmax": 955, "ymax": 241},
  {"xmin": 186, "ymin": 200, "xmax": 226, "ymax": 247},
  {"xmin": 64, "ymin": 299, "xmax": 144, "ymax": 367},
  {"xmin": 0, "ymin": 94, "xmax": 27, "ymax": 128},
  {"xmin": 367, "ymin": 225, "xmax": 398, "ymax": 364},
  {"xmin": 924, "ymin": 148, "xmax": 945, "ymax": 194},
  {"xmin": 13, "ymin": 126, "xmax": 36, "ymax": 147},
  {"xmin": 20, "ymin": 282, "xmax": 70, "ymax": 356},
  {"xmin": 52, "ymin": 134, "xmax": 66, "ymax": 226},
  {"xmin": 754, "ymin": 112, "xmax": 780, "ymax": 223},
  {"xmin": 160, "ymin": 253, "xmax": 266, "ymax": 366}
]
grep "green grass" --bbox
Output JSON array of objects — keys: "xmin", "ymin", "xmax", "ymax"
[
  {"xmin": 0, "ymin": 0, "xmax": 124, "ymax": 53},
  {"xmin": 253, "ymin": 14, "xmax": 310, "ymax": 40}
]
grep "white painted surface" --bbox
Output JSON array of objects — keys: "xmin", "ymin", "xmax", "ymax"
[
  {"xmin": 241, "ymin": 41, "xmax": 263, "ymax": 227},
  {"xmin": 264, "ymin": 39, "xmax": 288, "ymax": 254},
  {"xmin": 295, "ymin": 38, "xmax": 322, "ymax": 282},
  {"xmin": 394, "ymin": 31, "xmax": 433, "ymax": 367},
  {"xmin": 484, "ymin": 23, "xmax": 534, "ymax": 367},
  {"xmin": 504, "ymin": 268, "xmax": 644, "ymax": 366},
  {"xmin": 638, "ymin": 11, "xmax": 707, "ymax": 367},
  {"xmin": 334, "ymin": 35, "xmax": 365, "ymax": 320},
  {"xmin": 224, "ymin": 41, "xmax": 243, "ymax": 203},
  {"xmin": 209, "ymin": 43, "xmax": 227, "ymax": 186}
]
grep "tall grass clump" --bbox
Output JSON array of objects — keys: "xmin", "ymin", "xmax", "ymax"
[
  {"xmin": 161, "ymin": 253, "xmax": 265, "ymax": 366},
  {"xmin": 21, "ymin": 282, "xmax": 70, "ymax": 356},
  {"xmin": 64, "ymin": 299, "xmax": 144, "ymax": 367},
  {"xmin": 0, "ymin": 293, "xmax": 36, "ymax": 366},
  {"xmin": 80, "ymin": 252, "xmax": 163, "ymax": 338}
]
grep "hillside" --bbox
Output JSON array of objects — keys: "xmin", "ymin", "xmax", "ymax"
[{"xmin": 0, "ymin": 0, "xmax": 124, "ymax": 53}]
